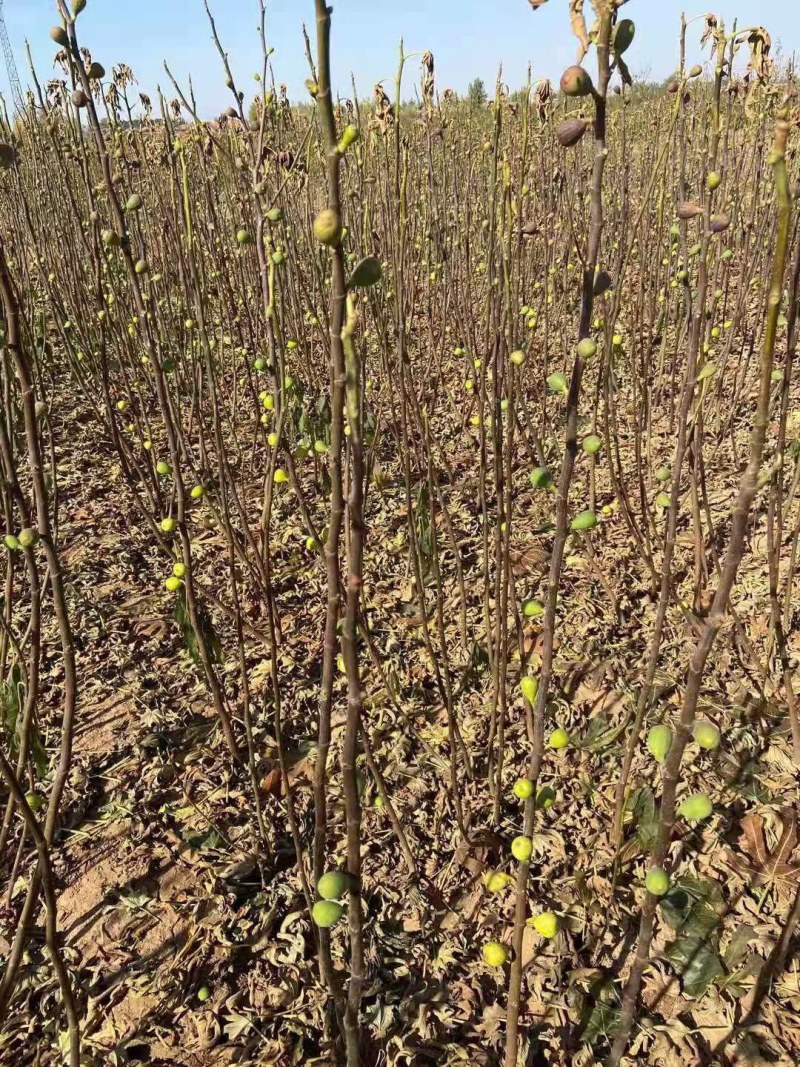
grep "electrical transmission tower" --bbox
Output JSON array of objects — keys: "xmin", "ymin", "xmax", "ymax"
[{"xmin": 0, "ymin": 0, "xmax": 23, "ymax": 114}]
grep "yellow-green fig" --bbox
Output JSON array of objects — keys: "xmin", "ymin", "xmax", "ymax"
[
  {"xmin": 483, "ymin": 871, "xmax": 513, "ymax": 893},
  {"xmin": 693, "ymin": 721, "xmax": 720, "ymax": 750},
  {"xmin": 679, "ymin": 793, "xmax": 713, "ymax": 822},
  {"xmin": 482, "ymin": 941, "xmax": 509, "ymax": 966},
  {"xmin": 548, "ymin": 728, "xmax": 569, "ymax": 750},
  {"xmin": 513, "ymin": 778, "xmax": 534, "ymax": 799},
  {"xmin": 511, "ymin": 836, "xmax": 533, "ymax": 862},
  {"xmin": 530, "ymin": 911, "xmax": 558, "ymax": 938},
  {"xmin": 571, "ymin": 510, "xmax": 597, "ymax": 532},
  {"xmin": 647, "ymin": 724, "xmax": 673, "ymax": 762},
  {"xmin": 520, "ymin": 676, "xmax": 539, "ymax": 704},
  {"xmin": 312, "ymin": 899, "xmax": 344, "ymax": 927},
  {"xmin": 645, "ymin": 867, "xmax": 670, "ymax": 896},
  {"xmin": 313, "ymin": 208, "xmax": 342, "ymax": 247},
  {"xmin": 317, "ymin": 870, "xmax": 348, "ymax": 900}
]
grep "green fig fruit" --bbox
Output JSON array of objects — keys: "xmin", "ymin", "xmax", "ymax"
[
  {"xmin": 317, "ymin": 870, "xmax": 348, "ymax": 900},
  {"xmin": 647, "ymin": 724, "xmax": 673, "ymax": 762},
  {"xmin": 570, "ymin": 510, "xmax": 597, "ymax": 532},
  {"xmin": 312, "ymin": 899, "xmax": 344, "ymax": 927},
  {"xmin": 548, "ymin": 727, "xmax": 569, "ymax": 750},
  {"xmin": 530, "ymin": 911, "xmax": 558, "ymax": 938},
  {"xmin": 18, "ymin": 528, "xmax": 39, "ymax": 549},
  {"xmin": 679, "ymin": 793, "xmax": 713, "ymax": 821},
  {"xmin": 645, "ymin": 867, "xmax": 669, "ymax": 896},
  {"xmin": 529, "ymin": 467, "xmax": 552, "ymax": 489},
  {"xmin": 520, "ymin": 676, "xmax": 539, "ymax": 704},
  {"xmin": 482, "ymin": 941, "xmax": 509, "ymax": 966},
  {"xmin": 511, "ymin": 836, "xmax": 533, "ymax": 862},
  {"xmin": 692, "ymin": 721, "xmax": 720, "ymax": 750},
  {"xmin": 313, "ymin": 208, "xmax": 342, "ymax": 247}
]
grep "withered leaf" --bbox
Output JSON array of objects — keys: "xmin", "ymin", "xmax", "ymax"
[{"xmin": 729, "ymin": 808, "xmax": 800, "ymax": 898}]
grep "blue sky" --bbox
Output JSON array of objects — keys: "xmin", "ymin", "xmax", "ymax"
[{"xmin": 1, "ymin": 1, "xmax": 797, "ymax": 119}]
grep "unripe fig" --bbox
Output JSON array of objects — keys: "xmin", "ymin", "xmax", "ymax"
[
  {"xmin": 312, "ymin": 899, "xmax": 344, "ymax": 927},
  {"xmin": 482, "ymin": 941, "xmax": 509, "ymax": 966},
  {"xmin": 26, "ymin": 790, "xmax": 44, "ymax": 810},
  {"xmin": 337, "ymin": 124, "xmax": 359, "ymax": 153},
  {"xmin": 173, "ymin": 563, "xmax": 187, "ymax": 579},
  {"xmin": 529, "ymin": 467, "xmax": 552, "ymax": 489},
  {"xmin": 266, "ymin": 207, "xmax": 283, "ymax": 223},
  {"xmin": 692, "ymin": 720, "xmax": 720, "ymax": 750},
  {"xmin": 317, "ymin": 870, "xmax": 348, "ymax": 900},
  {"xmin": 556, "ymin": 117, "xmax": 589, "ymax": 147},
  {"xmin": 613, "ymin": 18, "xmax": 636, "ymax": 55},
  {"xmin": 483, "ymin": 871, "xmax": 513, "ymax": 893},
  {"xmin": 190, "ymin": 485, "xmax": 205, "ymax": 499},
  {"xmin": 679, "ymin": 792, "xmax": 713, "ymax": 821},
  {"xmin": 523, "ymin": 599, "xmax": 544, "ymax": 617},
  {"xmin": 50, "ymin": 26, "xmax": 69, "ymax": 47},
  {"xmin": 165, "ymin": 575, "xmax": 182, "ymax": 592},
  {"xmin": 547, "ymin": 372, "xmax": 567, "ymax": 394},
  {"xmin": 521, "ymin": 676, "xmax": 539, "ymax": 704},
  {"xmin": 125, "ymin": 193, "xmax": 142, "ymax": 212},
  {"xmin": 4, "ymin": 534, "xmax": 20, "ymax": 551},
  {"xmin": 236, "ymin": 228, "xmax": 252, "ymax": 245},
  {"xmin": 582, "ymin": 434, "xmax": 603, "ymax": 455},
  {"xmin": 548, "ymin": 727, "xmax": 569, "ymax": 750},
  {"xmin": 196, "ymin": 985, "xmax": 211, "ymax": 1002},
  {"xmin": 655, "ymin": 467, "xmax": 671, "ymax": 483},
  {"xmin": 511, "ymin": 836, "xmax": 533, "ymax": 862},
  {"xmin": 647, "ymin": 724, "xmax": 673, "ymax": 761},
  {"xmin": 513, "ymin": 778, "xmax": 534, "ymax": 799},
  {"xmin": 18, "ymin": 528, "xmax": 39, "ymax": 549},
  {"xmin": 530, "ymin": 911, "xmax": 558, "ymax": 938},
  {"xmin": 570, "ymin": 510, "xmax": 597, "ymax": 532},
  {"xmin": 707, "ymin": 171, "xmax": 721, "ymax": 191},
  {"xmin": 313, "ymin": 208, "xmax": 342, "ymax": 246},
  {"xmin": 537, "ymin": 785, "xmax": 556, "ymax": 809},
  {"xmin": 135, "ymin": 259, "xmax": 149, "ymax": 274},
  {"xmin": 645, "ymin": 867, "xmax": 670, "ymax": 896},
  {"xmin": 560, "ymin": 65, "xmax": 593, "ymax": 98},
  {"xmin": 689, "ymin": 64, "xmax": 703, "ymax": 78},
  {"xmin": 160, "ymin": 517, "xmax": 176, "ymax": 533},
  {"xmin": 510, "ymin": 349, "xmax": 526, "ymax": 366},
  {"xmin": 577, "ymin": 338, "xmax": 597, "ymax": 359}
]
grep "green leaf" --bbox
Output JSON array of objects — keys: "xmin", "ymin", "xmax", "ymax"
[
  {"xmin": 579, "ymin": 714, "xmax": 627, "ymax": 753},
  {"xmin": 347, "ymin": 255, "xmax": 382, "ymax": 289},
  {"xmin": 626, "ymin": 786, "xmax": 658, "ymax": 848},
  {"xmin": 666, "ymin": 936, "xmax": 725, "ymax": 998},
  {"xmin": 660, "ymin": 876, "xmax": 723, "ymax": 931}
]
